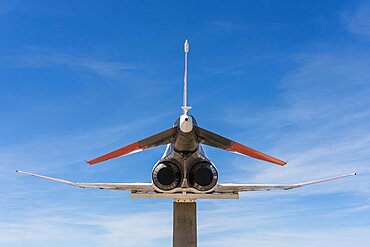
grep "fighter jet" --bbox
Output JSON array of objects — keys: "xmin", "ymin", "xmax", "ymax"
[{"xmin": 17, "ymin": 40, "xmax": 355, "ymax": 199}]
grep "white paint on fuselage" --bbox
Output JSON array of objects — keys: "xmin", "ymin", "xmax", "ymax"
[{"xmin": 179, "ymin": 114, "xmax": 193, "ymax": 133}]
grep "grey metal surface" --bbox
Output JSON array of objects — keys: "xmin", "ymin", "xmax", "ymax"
[
  {"xmin": 173, "ymin": 201, "xmax": 197, "ymax": 247},
  {"xmin": 131, "ymin": 191, "xmax": 239, "ymax": 199}
]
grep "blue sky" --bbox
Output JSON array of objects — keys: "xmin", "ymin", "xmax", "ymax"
[{"xmin": 1, "ymin": 0, "xmax": 370, "ymax": 246}]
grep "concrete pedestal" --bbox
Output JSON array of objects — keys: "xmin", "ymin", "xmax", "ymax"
[{"xmin": 173, "ymin": 201, "xmax": 197, "ymax": 247}]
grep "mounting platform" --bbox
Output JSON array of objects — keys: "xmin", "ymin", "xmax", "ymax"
[{"xmin": 131, "ymin": 191, "xmax": 239, "ymax": 200}]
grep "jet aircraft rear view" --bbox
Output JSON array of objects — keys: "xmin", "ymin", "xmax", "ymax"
[
  {"xmin": 17, "ymin": 40, "xmax": 356, "ymax": 246},
  {"xmin": 17, "ymin": 39, "xmax": 355, "ymax": 198}
]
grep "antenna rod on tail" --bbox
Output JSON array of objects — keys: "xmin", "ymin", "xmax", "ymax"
[{"xmin": 182, "ymin": 39, "xmax": 192, "ymax": 115}]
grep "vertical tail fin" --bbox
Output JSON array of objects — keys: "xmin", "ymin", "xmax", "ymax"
[{"xmin": 182, "ymin": 39, "xmax": 192, "ymax": 115}]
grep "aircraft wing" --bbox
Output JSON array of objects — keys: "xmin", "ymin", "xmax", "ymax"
[
  {"xmin": 195, "ymin": 127, "xmax": 286, "ymax": 166},
  {"xmin": 87, "ymin": 127, "xmax": 177, "ymax": 165},
  {"xmin": 215, "ymin": 173, "xmax": 356, "ymax": 193},
  {"xmin": 16, "ymin": 170, "xmax": 154, "ymax": 192}
]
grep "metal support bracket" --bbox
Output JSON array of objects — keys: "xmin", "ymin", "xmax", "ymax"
[{"xmin": 131, "ymin": 191, "xmax": 239, "ymax": 200}]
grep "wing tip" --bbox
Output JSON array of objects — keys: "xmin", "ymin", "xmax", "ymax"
[
  {"xmin": 85, "ymin": 160, "xmax": 94, "ymax": 165},
  {"xmin": 342, "ymin": 172, "xmax": 356, "ymax": 177},
  {"xmin": 280, "ymin": 160, "xmax": 288, "ymax": 166}
]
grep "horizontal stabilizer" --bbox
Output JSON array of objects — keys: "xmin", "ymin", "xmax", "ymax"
[
  {"xmin": 195, "ymin": 127, "xmax": 286, "ymax": 166},
  {"xmin": 16, "ymin": 170, "xmax": 154, "ymax": 192},
  {"xmin": 87, "ymin": 127, "xmax": 177, "ymax": 165},
  {"xmin": 215, "ymin": 173, "xmax": 356, "ymax": 193}
]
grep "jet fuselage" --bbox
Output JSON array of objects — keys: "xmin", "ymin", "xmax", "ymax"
[{"xmin": 152, "ymin": 114, "xmax": 219, "ymax": 193}]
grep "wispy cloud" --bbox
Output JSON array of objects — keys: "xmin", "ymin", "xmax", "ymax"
[
  {"xmin": 221, "ymin": 50, "xmax": 370, "ymax": 197},
  {"xmin": 0, "ymin": 113, "xmax": 168, "ymax": 178},
  {"xmin": 344, "ymin": 2, "xmax": 370, "ymax": 38},
  {"xmin": 0, "ymin": 47, "xmax": 138, "ymax": 79},
  {"xmin": 201, "ymin": 226, "xmax": 370, "ymax": 247},
  {"xmin": 197, "ymin": 194, "xmax": 370, "ymax": 246},
  {"xmin": 0, "ymin": 206, "xmax": 172, "ymax": 247},
  {"xmin": 1, "ymin": 113, "xmax": 174, "ymax": 246},
  {"xmin": 3, "ymin": 197, "xmax": 368, "ymax": 247}
]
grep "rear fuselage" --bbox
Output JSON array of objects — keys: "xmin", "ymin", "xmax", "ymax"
[{"xmin": 152, "ymin": 115, "xmax": 218, "ymax": 193}]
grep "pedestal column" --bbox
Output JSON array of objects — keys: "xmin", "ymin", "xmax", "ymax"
[{"xmin": 173, "ymin": 200, "xmax": 197, "ymax": 247}]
